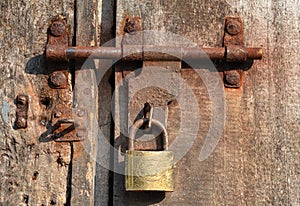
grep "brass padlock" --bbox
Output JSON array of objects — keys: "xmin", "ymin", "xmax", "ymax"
[{"xmin": 125, "ymin": 118, "xmax": 174, "ymax": 191}]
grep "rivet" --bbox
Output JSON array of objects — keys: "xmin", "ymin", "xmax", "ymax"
[
  {"xmin": 50, "ymin": 20, "xmax": 66, "ymax": 37},
  {"xmin": 83, "ymin": 88, "xmax": 90, "ymax": 95},
  {"xmin": 226, "ymin": 20, "xmax": 241, "ymax": 35},
  {"xmin": 50, "ymin": 71, "xmax": 66, "ymax": 87},
  {"xmin": 225, "ymin": 70, "xmax": 241, "ymax": 85},
  {"xmin": 76, "ymin": 131, "xmax": 84, "ymax": 138},
  {"xmin": 77, "ymin": 109, "xmax": 85, "ymax": 117}
]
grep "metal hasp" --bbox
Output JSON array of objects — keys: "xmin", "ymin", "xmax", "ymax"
[
  {"xmin": 46, "ymin": 16, "xmax": 86, "ymax": 142},
  {"xmin": 45, "ymin": 16, "xmax": 262, "ymax": 88},
  {"xmin": 15, "ymin": 94, "xmax": 29, "ymax": 129},
  {"xmin": 45, "ymin": 17, "xmax": 262, "ymax": 61}
]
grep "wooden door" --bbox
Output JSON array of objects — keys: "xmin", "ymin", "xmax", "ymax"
[
  {"xmin": 111, "ymin": 0, "xmax": 300, "ymax": 205},
  {"xmin": 0, "ymin": 0, "xmax": 299, "ymax": 206}
]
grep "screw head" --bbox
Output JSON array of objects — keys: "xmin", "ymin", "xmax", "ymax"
[
  {"xmin": 225, "ymin": 71, "xmax": 241, "ymax": 85},
  {"xmin": 76, "ymin": 131, "xmax": 84, "ymax": 138},
  {"xmin": 77, "ymin": 109, "xmax": 85, "ymax": 117},
  {"xmin": 50, "ymin": 71, "xmax": 67, "ymax": 87},
  {"xmin": 226, "ymin": 20, "xmax": 241, "ymax": 35},
  {"xmin": 83, "ymin": 88, "xmax": 90, "ymax": 96},
  {"xmin": 50, "ymin": 20, "xmax": 66, "ymax": 37}
]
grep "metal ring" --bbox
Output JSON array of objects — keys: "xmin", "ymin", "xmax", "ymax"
[{"xmin": 128, "ymin": 118, "xmax": 168, "ymax": 151}]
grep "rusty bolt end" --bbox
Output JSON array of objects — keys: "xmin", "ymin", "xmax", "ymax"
[
  {"xmin": 16, "ymin": 117, "xmax": 27, "ymax": 128},
  {"xmin": 50, "ymin": 71, "xmax": 67, "ymax": 87},
  {"xmin": 50, "ymin": 20, "xmax": 66, "ymax": 37},
  {"xmin": 226, "ymin": 20, "xmax": 241, "ymax": 35},
  {"xmin": 225, "ymin": 70, "xmax": 241, "ymax": 86}
]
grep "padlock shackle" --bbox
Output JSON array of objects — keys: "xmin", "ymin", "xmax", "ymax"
[{"xmin": 128, "ymin": 118, "xmax": 168, "ymax": 151}]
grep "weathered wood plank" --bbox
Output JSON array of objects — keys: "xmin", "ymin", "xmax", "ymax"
[
  {"xmin": 70, "ymin": 0, "xmax": 98, "ymax": 205},
  {"xmin": 94, "ymin": 1, "xmax": 115, "ymax": 205},
  {"xmin": 0, "ymin": 1, "xmax": 74, "ymax": 205}
]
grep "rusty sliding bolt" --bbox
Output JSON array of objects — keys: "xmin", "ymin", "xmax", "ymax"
[{"xmin": 46, "ymin": 44, "xmax": 262, "ymax": 62}]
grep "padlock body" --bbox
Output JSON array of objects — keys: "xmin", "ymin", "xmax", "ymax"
[{"xmin": 125, "ymin": 150, "xmax": 174, "ymax": 191}]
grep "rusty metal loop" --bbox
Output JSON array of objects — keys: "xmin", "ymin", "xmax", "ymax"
[
  {"xmin": 128, "ymin": 118, "xmax": 168, "ymax": 151},
  {"xmin": 56, "ymin": 119, "xmax": 80, "ymax": 128}
]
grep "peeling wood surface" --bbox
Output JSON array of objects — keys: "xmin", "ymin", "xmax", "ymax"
[
  {"xmin": 0, "ymin": 1, "xmax": 74, "ymax": 205},
  {"xmin": 114, "ymin": 0, "xmax": 300, "ymax": 205}
]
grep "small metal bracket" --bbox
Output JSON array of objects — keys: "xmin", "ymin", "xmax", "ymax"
[
  {"xmin": 51, "ymin": 107, "xmax": 87, "ymax": 142},
  {"xmin": 15, "ymin": 94, "xmax": 29, "ymax": 129},
  {"xmin": 47, "ymin": 16, "xmax": 69, "ymax": 89}
]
